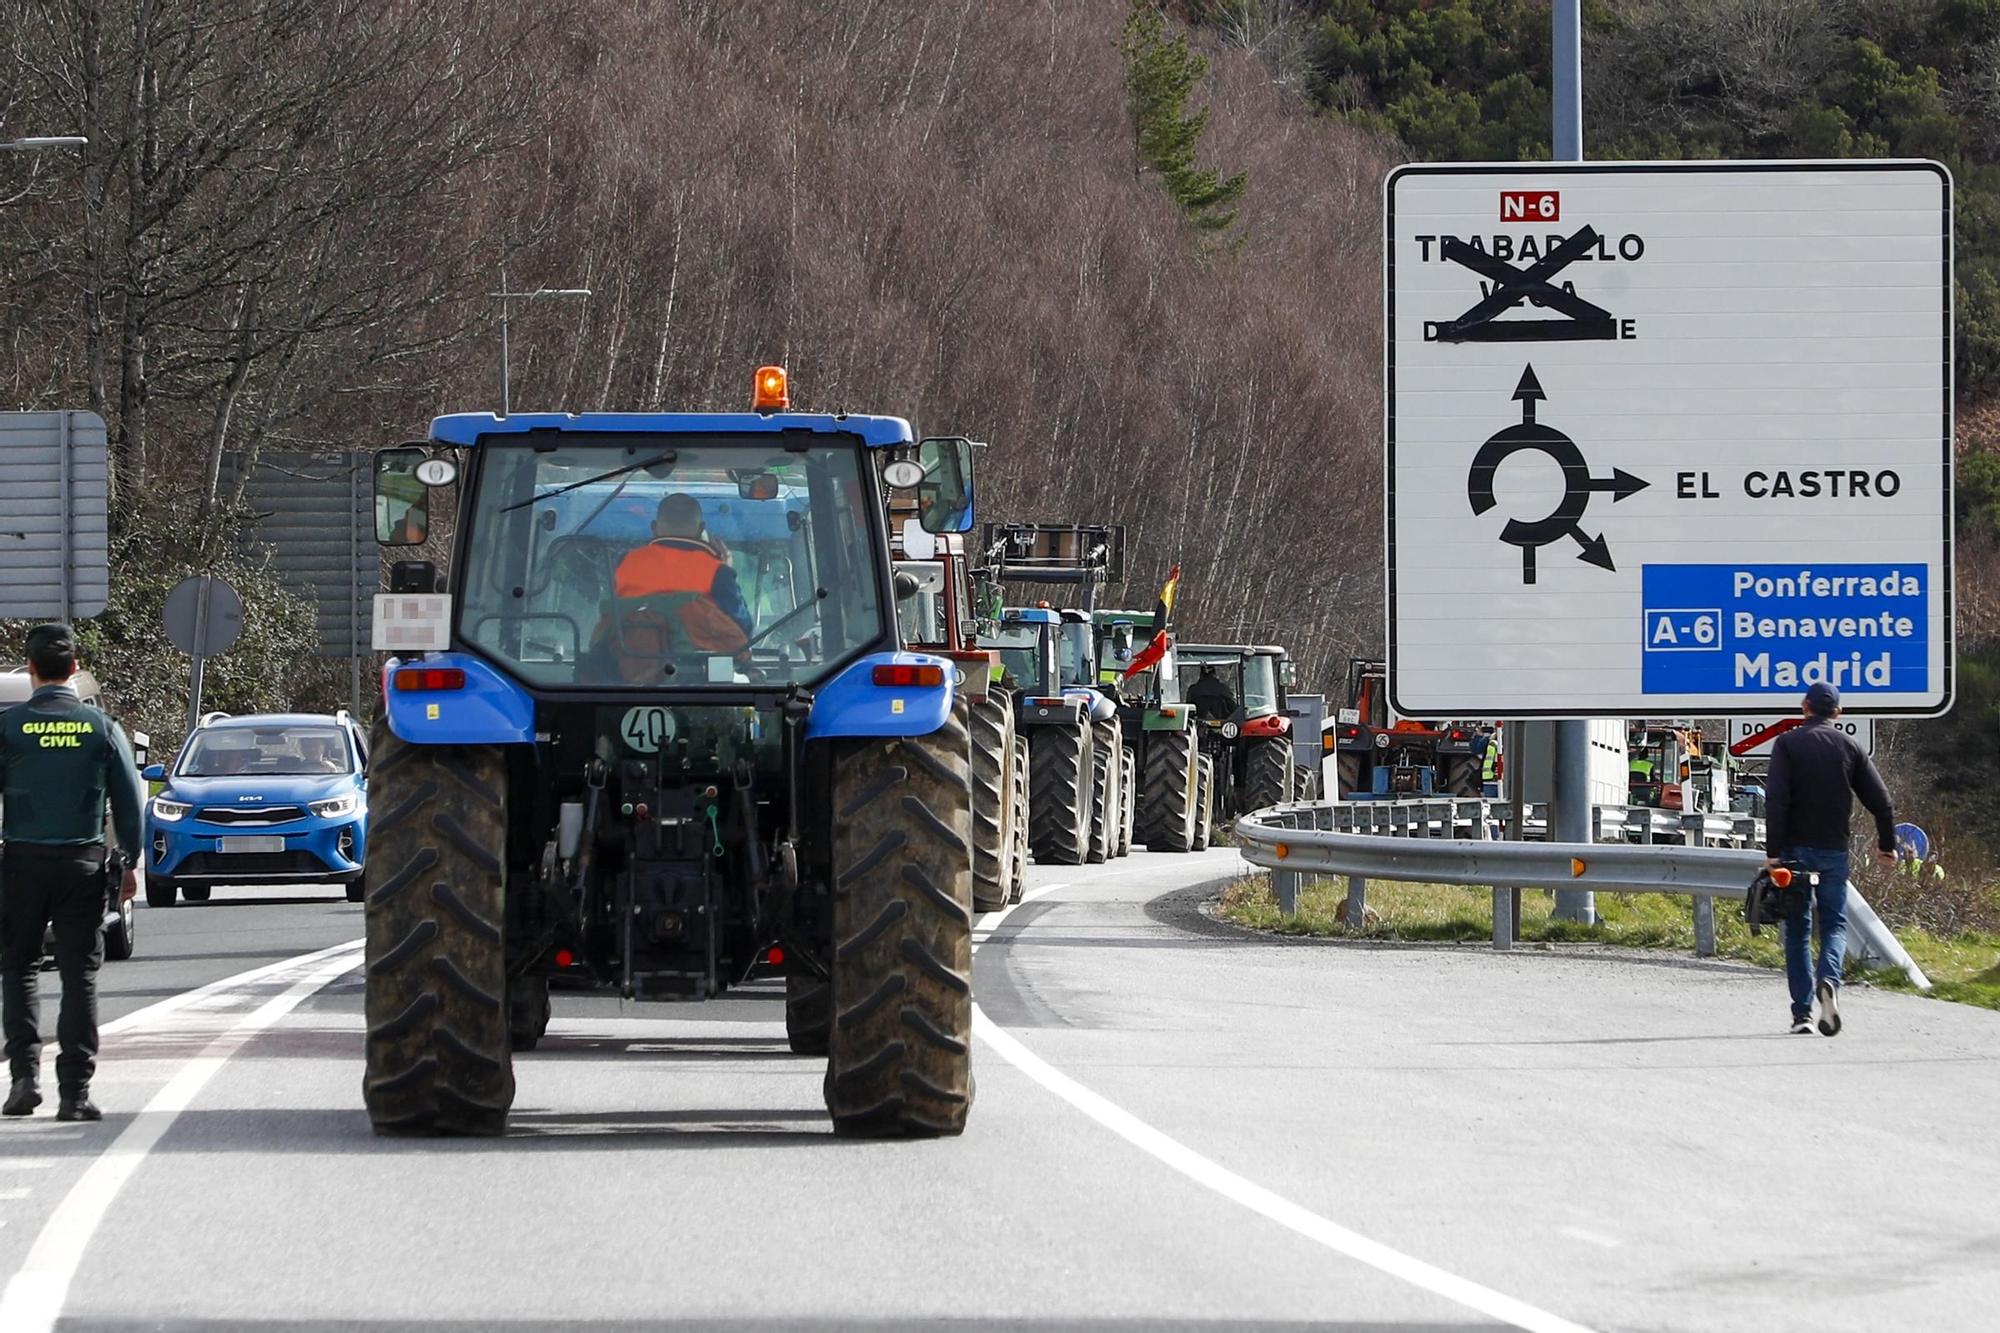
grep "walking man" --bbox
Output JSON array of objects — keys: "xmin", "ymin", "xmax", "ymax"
[
  {"xmin": 1, "ymin": 624, "xmax": 143, "ymax": 1119},
  {"xmin": 1764, "ymin": 681, "xmax": 1896, "ymax": 1037}
]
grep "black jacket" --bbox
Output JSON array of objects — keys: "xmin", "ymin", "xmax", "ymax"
[{"xmin": 1763, "ymin": 717, "xmax": 1895, "ymax": 857}]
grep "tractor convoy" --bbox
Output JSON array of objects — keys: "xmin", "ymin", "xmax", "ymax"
[{"xmin": 358, "ymin": 367, "xmax": 1306, "ymax": 1144}]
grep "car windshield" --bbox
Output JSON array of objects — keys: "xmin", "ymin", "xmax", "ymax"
[
  {"xmin": 458, "ymin": 437, "xmax": 886, "ymax": 688},
  {"xmin": 179, "ymin": 726, "xmax": 351, "ymax": 777},
  {"xmin": 895, "ymin": 560, "xmax": 948, "ymax": 647},
  {"xmin": 978, "ymin": 622, "xmax": 1043, "ymax": 693}
]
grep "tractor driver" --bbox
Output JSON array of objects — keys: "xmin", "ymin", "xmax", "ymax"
[
  {"xmin": 1186, "ymin": 664, "xmax": 1238, "ymax": 721},
  {"xmin": 614, "ymin": 494, "xmax": 755, "ymax": 642}
]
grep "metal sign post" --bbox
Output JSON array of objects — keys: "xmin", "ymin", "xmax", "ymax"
[{"xmin": 1549, "ymin": 0, "xmax": 1592, "ymax": 922}]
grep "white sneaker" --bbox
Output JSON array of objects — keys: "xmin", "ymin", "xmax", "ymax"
[
  {"xmin": 1816, "ymin": 980, "xmax": 1842, "ymax": 1036},
  {"xmin": 1789, "ymin": 1018, "xmax": 1815, "ymax": 1035}
]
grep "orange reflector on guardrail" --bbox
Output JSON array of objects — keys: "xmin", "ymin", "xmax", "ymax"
[
  {"xmin": 1570, "ymin": 858, "xmax": 1587, "ymax": 877},
  {"xmin": 1274, "ymin": 843, "xmax": 1290, "ymax": 860}
]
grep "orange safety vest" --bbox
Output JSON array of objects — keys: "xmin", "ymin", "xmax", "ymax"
[
  {"xmin": 604, "ymin": 539, "xmax": 748, "ymax": 663},
  {"xmin": 616, "ymin": 539, "xmax": 727, "ymax": 599}
]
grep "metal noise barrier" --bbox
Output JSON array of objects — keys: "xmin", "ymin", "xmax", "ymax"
[{"xmin": 1234, "ymin": 800, "xmax": 1931, "ymax": 992}]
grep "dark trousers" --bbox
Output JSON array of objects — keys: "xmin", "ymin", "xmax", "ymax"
[{"xmin": 1, "ymin": 848, "xmax": 104, "ymax": 1093}]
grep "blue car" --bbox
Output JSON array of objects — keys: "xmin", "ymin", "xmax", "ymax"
[{"xmin": 142, "ymin": 711, "xmax": 369, "ymax": 906}]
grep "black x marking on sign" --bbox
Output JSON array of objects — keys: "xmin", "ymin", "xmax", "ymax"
[{"xmin": 1430, "ymin": 226, "xmax": 1617, "ymax": 343}]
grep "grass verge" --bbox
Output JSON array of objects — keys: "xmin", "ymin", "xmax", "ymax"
[{"xmin": 1217, "ymin": 876, "xmax": 2000, "ymax": 1012}]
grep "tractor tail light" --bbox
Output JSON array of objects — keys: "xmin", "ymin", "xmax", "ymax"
[
  {"xmin": 393, "ymin": 667, "xmax": 465, "ymax": 692},
  {"xmin": 753, "ymin": 364, "xmax": 789, "ymax": 411},
  {"xmin": 872, "ymin": 664, "xmax": 945, "ymax": 688},
  {"xmin": 1770, "ymin": 867, "xmax": 1793, "ymax": 888}
]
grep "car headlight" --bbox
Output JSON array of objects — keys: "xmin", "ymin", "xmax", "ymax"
[
  {"xmin": 152, "ymin": 797, "xmax": 191, "ymax": 822},
  {"xmin": 310, "ymin": 795, "xmax": 359, "ymax": 819}
]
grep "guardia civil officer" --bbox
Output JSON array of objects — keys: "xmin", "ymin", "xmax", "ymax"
[
  {"xmin": 1, "ymin": 624, "xmax": 142, "ymax": 1120},
  {"xmin": 1763, "ymin": 681, "xmax": 1896, "ymax": 1038}
]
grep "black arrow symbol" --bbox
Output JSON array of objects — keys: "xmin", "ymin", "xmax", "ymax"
[
  {"xmin": 1571, "ymin": 529, "xmax": 1615, "ymax": 570},
  {"xmin": 1512, "ymin": 364, "xmax": 1546, "ymax": 423},
  {"xmin": 1583, "ymin": 468, "xmax": 1650, "ymax": 502}
]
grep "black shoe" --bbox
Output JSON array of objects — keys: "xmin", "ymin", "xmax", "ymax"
[
  {"xmin": 56, "ymin": 1094, "xmax": 101, "ymax": 1122},
  {"xmin": 2, "ymin": 1077, "xmax": 40, "ymax": 1116},
  {"xmin": 1789, "ymin": 1018, "xmax": 1815, "ymax": 1035},
  {"xmin": 1816, "ymin": 979, "xmax": 1842, "ymax": 1036}
]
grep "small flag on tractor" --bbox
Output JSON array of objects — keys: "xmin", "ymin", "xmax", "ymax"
[{"xmin": 1122, "ymin": 564, "xmax": 1180, "ymax": 680}]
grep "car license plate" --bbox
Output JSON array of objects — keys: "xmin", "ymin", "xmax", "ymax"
[{"xmin": 218, "ymin": 835, "xmax": 284, "ymax": 854}]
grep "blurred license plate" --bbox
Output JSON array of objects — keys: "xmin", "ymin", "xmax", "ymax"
[{"xmin": 218, "ymin": 836, "xmax": 283, "ymax": 854}]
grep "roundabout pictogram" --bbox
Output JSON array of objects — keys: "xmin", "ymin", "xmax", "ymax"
[{"xmin": 1467, "ymin": 364, "xmax": 1649, "ymax": 585}]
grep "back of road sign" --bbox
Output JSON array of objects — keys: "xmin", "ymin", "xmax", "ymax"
[
  {"xmin": 1385, "ymin": 161, "xmax": 1952, "ymax": 719},
  {"xmin": 0, "ymin": 410, "xmax": 109, "ymax": 620}
]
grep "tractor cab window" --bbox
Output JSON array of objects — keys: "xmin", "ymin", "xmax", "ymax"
[
  {"xmin": 978, "ymin": 622, "xmax": 1045, "ymax": 694},
  {"xmin": 1057, "ymin": 621, "xmax": 1094, "ymax": 688},
  {"xmin": 1242, "ymin": 656, "xmax": 1279, "ymax": 716},
  {"xmin": 1176, "ymin": 655, "xmax": 1242, "ymax": 705},
  {"xmin": 894, "ymin": 561, "xmax": 948, "ymax": 647},
  {"xmin": 457, "ymin": 437, "xmax": 885, "ymax": 688}
]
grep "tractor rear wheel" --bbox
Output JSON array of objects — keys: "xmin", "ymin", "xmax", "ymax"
[
  {"xmin": 1193, "ymin": 756, "xmax": 1215, "ymax": 851},
  {"xmin": 786, "ymin": 970, "xmax": 831, "ymax": 1055},
  {"xmin": 1085, "ymin": 720, "xmax": 1120, "ymax": 864},
  {"xmin": 1243, "ymin": 735, "xmax": 1293, "ymax": 813},
  {"xmin": 1008, "ymin": 734, "xmax": 1030, "ymax": 902},
  {"xmin": 507, "ymin": 976, "xmax": 551, "ymax": 1052},
  {"xmin": 824, "ymin": 715, "xmax": 974, "ymax": 1137},
  {"xmin": 970, "ymin": 692, "xmax": 1015, "ymax": 913},
  {"xmin": 361, "ymin": 718, "xmax": 514, "ymax": 1136},
  {"xmin": 1295, "ymin": 765, "xmax": 1319, "ymax": 802},
  {"xmin": 1028, "ymin": 725, "xmax": 1091, "ymax": 865},
  {"xmin": 1138, "ymin": 730, "xmax": 1198, "ymax": 852},
  {"xmin": 1116, "ymin": 749, "xmax": 1136, "ymax": 857},
  {"xmin": 1335, "ymin": 753, "xmax": 1364, "ymax": 801}
]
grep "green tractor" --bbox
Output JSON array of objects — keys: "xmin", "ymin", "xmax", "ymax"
[
  {"xmin": 1175, "ymin": 644, "xmax": 1297, "ymax": 820},
  {"xmin": 1093, "ymin": 609, "xmax": 1211, "ymax": 852},
  {"xmin": 360, "ymin": 372, "xmax": 982, "ymax": 1138}
]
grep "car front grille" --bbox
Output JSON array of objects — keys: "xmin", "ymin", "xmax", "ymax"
[
  {"xmin": 174, "ymin": 851, "xmax": 331, "ymax": 877},
  {"xmin": 197, "ymin": 805, "xmax": 308, "ymax": 826}
]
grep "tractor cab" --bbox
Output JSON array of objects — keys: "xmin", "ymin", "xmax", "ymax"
[
  {"xmin": 1174, "ymin": 644, "xmax": 1296, "ymax": 818},
  {"xmin": 361, "ymin": 368, "xmax": 984, "ymax": 1140}
]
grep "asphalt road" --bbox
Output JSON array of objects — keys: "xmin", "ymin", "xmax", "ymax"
[{"xmin": 0, "ymin": 857, "xmax": 1995, "ymax": 1332}]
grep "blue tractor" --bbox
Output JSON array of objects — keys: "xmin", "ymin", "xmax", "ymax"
[
  {"xmin": 362, "ymin": 369, "xmax": 980, "ymax": 1138},
  {"xmin": 980, "ymin": 606, "xmax": 1129, "ymax": 864}
]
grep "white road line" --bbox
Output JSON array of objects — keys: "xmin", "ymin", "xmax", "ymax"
[
  {"xmin": 0, "ymin": 1162, "xmax": 54, "ymax": 1171},
  {"xmin": 0, "ymin": 1188, "xmax": 29, "ymax": 1200},
  {"xmin": 1, "ymin": 942, "xmax": 362, "ymax": 1333},
  {"xmin": 1559, "ymin": 1227, "xmax": 1622, "ymax": 1250},
  {"xmin": 970, "ymin": 873, "xmax": 1598, "ymax": 1333}
]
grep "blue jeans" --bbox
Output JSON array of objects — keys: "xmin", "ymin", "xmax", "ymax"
[{"xmin": 1781, "ymin": 847, "xmax": 1850, "ymax": 1021}]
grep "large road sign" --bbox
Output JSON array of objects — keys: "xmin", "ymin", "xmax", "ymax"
[
  {"xmin": 0, "ymin": 410, "xmax": 109, "ymax": 619},
  {"xmin": 1386, "ymin": 162, "xmax": 1953, "ymax": 718}
]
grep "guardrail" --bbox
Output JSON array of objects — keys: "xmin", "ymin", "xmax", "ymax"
[
  {"xmin": 1312, "ymin": 797, "xmax": 1764, "ymax": 850},
  {"xmin": 1234, "ymin": 798, "xmax": 1929, "ymax": 991}
]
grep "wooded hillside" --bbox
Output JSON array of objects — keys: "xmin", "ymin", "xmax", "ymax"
[{"xmin": 1, "ymin": 0, "xmax": 1994, "ymax": 886}]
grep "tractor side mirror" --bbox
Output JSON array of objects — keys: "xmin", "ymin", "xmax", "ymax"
[
  {"xmin": 914, "ymin": 436, "xmax": 975, "ymax": 534},
  {"xmin": 375, "ymin": 446, "xmax": 431, "ymax": 545}
]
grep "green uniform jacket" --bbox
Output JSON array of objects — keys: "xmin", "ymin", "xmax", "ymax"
[{"xmin": 0, "ymin": 683, "xmax": 143, "ymax": 855}]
